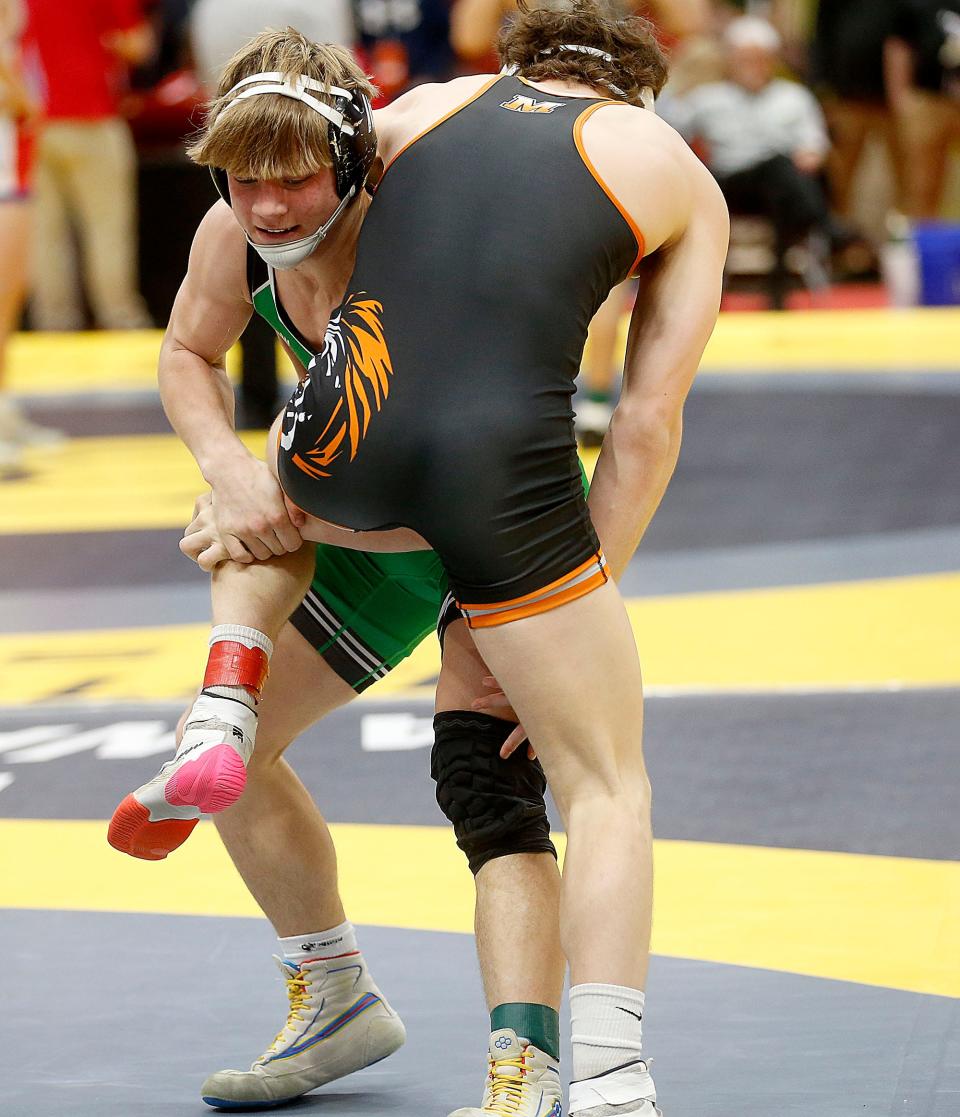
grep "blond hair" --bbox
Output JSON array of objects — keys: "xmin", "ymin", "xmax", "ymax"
[{"xmin": 187, "ymin": 27, "xmax": 376, "ymax": 181}]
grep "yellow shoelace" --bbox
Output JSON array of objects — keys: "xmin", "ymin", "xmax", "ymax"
[
  {"xmin": 265, "ymin": 970, "xmax": 312, "ymax": 1056},
  {"xmin": 485, "ymin": 1050, "xmax": 530, "ymax": 1114}
]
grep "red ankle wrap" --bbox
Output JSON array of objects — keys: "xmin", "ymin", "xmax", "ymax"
[{"xmin": 203, "ymin": 640, "xmax": 269, "ymax": 701}]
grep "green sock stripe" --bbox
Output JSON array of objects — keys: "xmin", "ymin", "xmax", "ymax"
[{"xmin": 490, "ymin": 1003, "xmax": 560, "ymax": 1061}]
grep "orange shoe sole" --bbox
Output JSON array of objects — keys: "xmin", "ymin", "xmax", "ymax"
[{"xmin": 107, "ymin": 794, "xmax": 199, "ymax": 861}]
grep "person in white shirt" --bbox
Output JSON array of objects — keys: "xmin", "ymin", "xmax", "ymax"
[{"xmin": 669, "ymin": 16, "xmax": 831, "ymax": 307}]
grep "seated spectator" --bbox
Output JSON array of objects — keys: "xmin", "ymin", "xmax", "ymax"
[
  {"xmin": 668, "ymin": 15, "xmax": 831, "ymax": 307},
  {"xmin": 885, "ymin": 0, "xmax": 960, "ymax": 219}
]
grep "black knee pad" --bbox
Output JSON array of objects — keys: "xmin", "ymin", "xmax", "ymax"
[{"xmin": 431, "ymin": 710, "xmax": 556, "ymax": 875}]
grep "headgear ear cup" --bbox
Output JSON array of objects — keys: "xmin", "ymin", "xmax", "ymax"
[{"xmin": 331, "ymin": 89, "xmax": 376, "ymax": 200}]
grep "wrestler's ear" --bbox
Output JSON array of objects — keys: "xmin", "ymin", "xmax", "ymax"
[{"xmin": 365, "ymin": 156, "xmax": 385, "ymax": 194}]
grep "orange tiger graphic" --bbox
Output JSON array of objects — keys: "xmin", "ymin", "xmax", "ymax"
[{"xmin": 282, "ymin": 294, "xmax": 393, "ymax": 480}]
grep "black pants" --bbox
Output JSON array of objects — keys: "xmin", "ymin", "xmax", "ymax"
[{"xmin": 717, "ymin": 154, "xmax": 830, "ymax": 306}]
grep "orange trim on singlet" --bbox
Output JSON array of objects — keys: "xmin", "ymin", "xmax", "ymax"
[
  {"xmin": 460, "ymin": 551, "xmax": 603, "ymax": 612},
  {"xmin": 573, "ymin": 101, "xmax": 646, "ymax": 276},
  {"xmin": 381, "ymin": 75, "xmax": 504, "ymax": 179},
  {"xmin": 462, "ymin": 565, "xmax": 609, "ymax": 629}
]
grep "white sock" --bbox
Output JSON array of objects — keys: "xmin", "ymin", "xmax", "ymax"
[
  {"xmin": 278, "ymin": 921, "xmax": 360, "ymax": 964},
  {"xmin": 570, "ymin": 983, "xmax": 646, "ymax": 1082},
  {"xmin": 203, "ymin": 625, "xmax": 274, "ymax": 710}
]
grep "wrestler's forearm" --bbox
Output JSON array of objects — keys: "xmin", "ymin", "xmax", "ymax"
[
  {"xmin": 158, "ymin": 339, "xmax": 254, "ymax": 484},
  {"xmin": 587, "ymin": 409, "xmax": 681, "ymax": 580}
]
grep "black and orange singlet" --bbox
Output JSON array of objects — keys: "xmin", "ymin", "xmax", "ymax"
[{"xmin": 278, "ymin": 74, "xmax": 643, "ymax": 626}]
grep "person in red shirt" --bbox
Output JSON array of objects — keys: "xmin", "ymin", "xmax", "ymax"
[
  {"xmin": 0, "ymin": 0, "xmax": 62, "ymax": 467},
  {"xmin": 27, "ymin": 0, "xmax": 154, "ymax": 329}
]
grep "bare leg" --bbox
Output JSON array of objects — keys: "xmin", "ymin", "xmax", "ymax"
[
  {"xmin": 200, "ymin": 612, "xmax": 565, "ymax": 1114},
  {"xmin": 580, "ymin": 282, "xmax": 628, "ymax": 403},
  {"xmin": 0, "ymin": 200, "xmax": 29, "ymax": 388},
  {"xmin": 438, "ymin": 619, "xmax": 565, "ymax": 1014},
  {"xmin": 207, "ymin": 621, "xmax": 357, "ymax": 934},
  {"xmin": 577, "ymin": 283, "xmax": 630, "ymax": 445},
  {"xmin": 210, "ymin": 547, "xmax": 316, "ymax": 641},
  {"xmin": 0, "ymin": 200, "xmax": 31, "ymax": 465},
  {"xmin": 469, "ymin": 581, "xmax": 652, "ymax": 990},
  {"xmin": 468, "ymin": 583, "xmax": 657, "ymax": 1111}
]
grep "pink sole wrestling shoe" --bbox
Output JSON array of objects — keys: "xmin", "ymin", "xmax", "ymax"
[{"xmin": 107, "ymin": 696, "xmax": 258, "ymax": 860}]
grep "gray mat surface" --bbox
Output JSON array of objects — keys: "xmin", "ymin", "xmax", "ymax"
[
  {"xmin": 1, "ymin": 909, "xmax": 957, "ymax": 1117},
  {"xmin": 2, "ymin": 690, "xmax": 958, "ymax": 860}
]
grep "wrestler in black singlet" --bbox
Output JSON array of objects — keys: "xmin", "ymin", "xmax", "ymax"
[{"xmin": 278, "ymin": 74, "xmax": 643, "ymax": 626}]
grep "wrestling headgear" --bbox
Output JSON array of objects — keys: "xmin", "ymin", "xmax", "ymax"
[{"xmin": 210, "ymin": 72, "xmax": 377, "ymax": 269}]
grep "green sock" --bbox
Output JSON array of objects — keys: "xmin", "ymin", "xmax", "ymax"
[
  {"xmin": 586, "ymin": 386, "xmax": 611, "ymax": 404},
  {"xmin": 490, "ymin": 1002, "xmax": 560, "ymax": 1061}
]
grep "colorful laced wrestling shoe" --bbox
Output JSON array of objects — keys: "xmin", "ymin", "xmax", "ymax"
[
  {"xmin": 201, "ymin": 954, "xmax": 406, "ymax": 1109},
  {"xmin": 569, "ymin": 1059, "xmax": 661, "ymax": 1116},
  {"xmin": 107, "ymin": 694, "xmax": 257, "ymax": 860},
  {"xmin": 448, "ymin": 1028, "xmax": 563, "ymax": 1117}
]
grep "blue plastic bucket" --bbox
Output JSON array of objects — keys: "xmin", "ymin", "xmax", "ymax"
[{"xmin": 913, "ymin": 222, "xmax": 960, "ymax": 306}]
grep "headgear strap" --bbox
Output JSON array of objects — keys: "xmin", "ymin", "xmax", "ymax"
[
  {"xmin": 508, "ymin": 43, "xmax": 654, "ymax": 108},
  {"xmin": 219, "ymin": 72, "xmax": 356, "ymax": 133}
]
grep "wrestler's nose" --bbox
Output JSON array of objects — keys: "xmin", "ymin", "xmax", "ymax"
[{"xmin": 251, "ymin": 184, "xmax": 289, "ymax": 221}]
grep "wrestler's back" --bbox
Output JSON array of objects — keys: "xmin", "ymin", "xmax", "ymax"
[{"xmin": 279, "ymin": 74, "xmax": 642, "ymax": 602}]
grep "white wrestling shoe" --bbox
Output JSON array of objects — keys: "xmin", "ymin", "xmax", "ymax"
[
  {"xmin": 201, "ymin": 954, "xmax": 406, "ymax": 1110},
  {"xmin": 569, "ymin": 1059, "xmax": 661, "ymax": 1116},
  {"xmin": 107, "ymin": 694, "xmax": 257, "ymax": 860},
  {"xmin": 448, "ymin": 1028, "xmax": 563, "ymax": 1117}
]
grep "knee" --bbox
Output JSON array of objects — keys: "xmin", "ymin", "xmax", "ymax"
[
  {"xmin": 431, "ymin": 710, "xmax": 557, "ymax": 875},
  {"xmin": 556, "ymin": 764, "xmax": 652, "ymax": 831}
]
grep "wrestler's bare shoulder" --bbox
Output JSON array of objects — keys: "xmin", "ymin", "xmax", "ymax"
[
  {"xmin": 580, "ymin": 103, "xmax": 726, "ymax": 253},
  {"xmin": 375, "ymin": 74, "xmax": 499, "ymax": 160},
  {"xmin": 187, "ymin": 199, "xmax": 249, "ymax": 296}
]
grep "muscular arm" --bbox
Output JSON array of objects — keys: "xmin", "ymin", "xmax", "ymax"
[
  {"xmin": 160, "ymin": 202, "xmax": 303, "ymax": 559},
  {"xmin": 587, "ymin": 145, "xmax": 729, "ymax": 579}
]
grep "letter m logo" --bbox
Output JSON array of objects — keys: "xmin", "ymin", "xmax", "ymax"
[{"xmin": 500, "ymin": 95, "xmax": 566, "ymax": 114}]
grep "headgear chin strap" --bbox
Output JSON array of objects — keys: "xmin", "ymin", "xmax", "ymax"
[
  {"xmin": 244, "ymin": 192, "xmax": 355, "ymax": 270},
  {"xmin": 209, "ymin": 71, "xmax": 377, "ymax": 269}
]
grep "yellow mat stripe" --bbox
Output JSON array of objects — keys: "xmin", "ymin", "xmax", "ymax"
[
  {"xmin": 6, "ymin": 330, "xmax": 244, "ymax": 395},
  {"xmin": 625, "ymin": 572, "xmax": 960, "ymax": 690},
  {"xmin": 0, "ymin": 432, "xmax": 266, "ymax": 535},
  {"xmin": 0, "ymin": 572, "xmax": 955, "ymax": 703},
  {"xmin": 2, "ymin": 819, "xmax": 956, "ymax": 997},
  {"xmin": 6, "ymin": 308, "xmax": 960, "ymax": 399},
  {"xmin": 0, "ymin": 436, "xmax": 595, "ymax": 536},
  {"xmin": 699, "ymin": 307, "xmax": 960, "ymax": 372}
]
